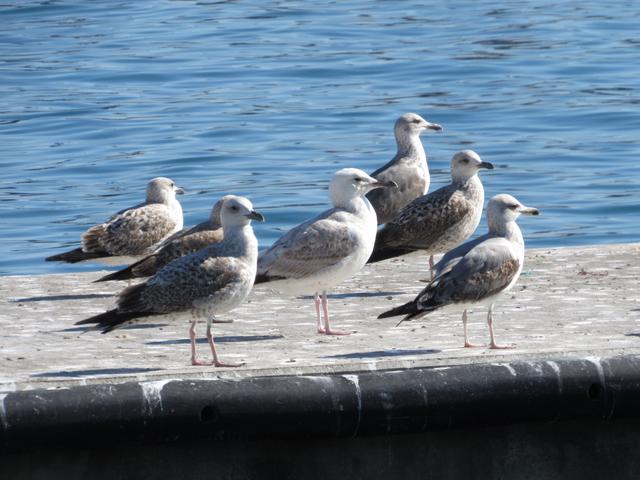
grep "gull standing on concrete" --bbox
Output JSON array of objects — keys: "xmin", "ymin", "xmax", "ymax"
[
  {"xmin": 76, "ymin": 196, "xmax": 264, "ymax": 367},
  {"xmin": 95, "ymin": 195, "xmax": 231, "ymax": 283},
  {"xmin": 366, "ymin": 113, "xmax": 442, "ymax": 225},
  {"xmin": 378, "ymin": 194, "xmax": 540, "ymax": 349},
  {"xmin": 255, "ymin": 168, "xmax": 397, "ymax": 335},
  {"xmin": 46, "ymin": 177, "xmax": 184, "ymax": 264},
  {"xmin": 368, "ymin": 150, "xmax": 494, "ymax": 276}
]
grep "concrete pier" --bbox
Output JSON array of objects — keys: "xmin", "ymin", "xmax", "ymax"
[
  {"xmin": 1, "ymin": 243, "xmax": 640, "ymax": 479},
  {"xmin": 2, "ymin": 243, "xmax": 639, "ymax": 389}
]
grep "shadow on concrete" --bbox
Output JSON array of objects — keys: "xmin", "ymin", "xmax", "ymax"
[
  {"xmin": 13, "ymin": 293, "xmax": 114, "ymax": 303},
  {"xmin": 31, "ymin": 367, "xmax": 162, "ymax": 378},
  {"xmin": 625, "ymin": 332, "xmax": 640, "ymax": 337},
  {"xmin": 122, "ymin": 323, "xmax": 170, "ymax": 330},
  {"xmin": 324, "ymin": 348, "xmax": 441, "ymax": 360},
  {"xmin": 146, "ymin": 334, "xmax": 284, "ymax": 346},
  {"xmin": 301, "ymin": 291, "xmax": 400, "ymax": 300},
  {"xmin": 58, "ymin": 323, "xmax": 170, "ymax": 333}
]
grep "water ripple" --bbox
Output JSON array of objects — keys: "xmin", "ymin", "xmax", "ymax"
[{"xmin": 0, "ymin": 0, "xmax": 639, "ymax": 275}]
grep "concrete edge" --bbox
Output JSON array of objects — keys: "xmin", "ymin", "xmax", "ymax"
[
  {"xmin": 3, "ymin": 345, "xmax": 639, "ymax": 393},
  {"xmin": 2, "ymin": 354, "xmax": 639, "ymax": 450}
]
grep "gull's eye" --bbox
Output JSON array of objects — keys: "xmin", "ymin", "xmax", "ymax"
[
  {"xmin": 508, "ymin": 204, "xmax": 519, "ymax": 210},
  {"xmin": 230, "ymin": 205, "xmax": 239, "ymax": 211},
  {"xmin": 461, "ymin": 158, "xmax": 469, "ymax": 164},
  {"xmin": 353, "ymin": 177, "xmax": 363, "ymax": 183},
  {"xmin": 412, "ymin": 119, "xmax": 421, "ymax": 124}
]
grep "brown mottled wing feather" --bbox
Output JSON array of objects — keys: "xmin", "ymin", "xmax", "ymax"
[
  {"xmin": 421, "ymin": 237, "xmax": 521, "ymax": 308},
  {"xmin": 131, "ymin": 253, "xmax": 245, "ymax": 314},
  {"xmin": 149, "ymin": 229, "xmax": 224, "ymax": 270},
  {"xmin": 156, "ymin": 220, "xmax": 219, "ymax": 249},
  {"xmin": 97, "ymin": 227, "xmax": 224, "ymax": 281},
  {"xmin": 377, "ymin": 184, "xmax": 470, "ymax": 250},
  {"xmin": 83, "ymin": 204, "xmax": 178, "ymax": 256},
  {"xmin": 258, "ymin": 212, "xmax": 359, "ymax": 280}
]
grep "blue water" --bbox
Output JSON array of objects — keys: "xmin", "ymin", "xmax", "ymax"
[{"xmin": 1, "ymin": 0, "xmax": 639, "ymax": 276}]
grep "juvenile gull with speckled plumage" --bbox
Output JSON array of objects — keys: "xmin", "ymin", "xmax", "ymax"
[
  {"xmin": 95, "ymin": 196, "xmax": 231, "ymax": 283},
  {"xmin": 255, "ymin": 168, "xmax": 396, "ymax": 335},
  {"xmin": 77, "ymin": 196, "xmax": 264, "ymax": 367},
  {"xmin": 368, "ymin": 150, "xmax": 494, "ymax": 273},
  {"xmin": 379, "ymin": 194, "xmax": 540, "ymax": 349},
  {"xmin": 46, "ymin": 177, "xmax": 185, "ymax": 264},
  {"xmin": 366, "ymin": 113, "xmax": 442, "ymax": 225}
]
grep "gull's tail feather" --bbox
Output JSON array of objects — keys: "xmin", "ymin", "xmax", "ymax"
[
  {"xmin": 75, "ymin": 309, "xmax": 153, "ymax": 333},
  {"xmin": 76, "ymin": 283, "xmax": 157, "ymax": 332},
  {"xmin": 46, "ymin": 247, "xmax": 110, "ymax": 263},
  {"xmin": 378, "ymin": 300, "xmax": 419, "ymax": 319},
  {"xmin": 127, "ymin": 255, "xmax": 160, "ymax": 278},
  {"xmin": 254, "ymin": 273, "xmax": 286, "ymax": 285},
  {"xmin": 367, "ymin": 232, "xmax": 415, "ymax": 263},
  {"xmin": 94, "ymin": 266, "xmax": 134, "ymax": 283},
  {"xmin": 95, "ymin": 255, "xmax": 160, "ymax": 282},
  {"xmin": 367, "ymin": 246, "xmax": 414, "ymax": 263},
  {"xmin": 378, "ymin": 297, "xmax": 439, "ymax": 326}
]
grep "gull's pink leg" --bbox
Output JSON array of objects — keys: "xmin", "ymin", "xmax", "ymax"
[
  {"xmin": 322, "ymin": 291, "xmax": 350, "ymax": 336},
  {"xmin": 206, "ymin": 318, "xmax": 244, "ymax": 367},
  {"xmin": 429, "ymin": 255, "xmax": 435, "ymax": 281},
  {"xmin": 487, "ymin": 304, "xmax": 514, "ymax": 349},
  {"xmin": 420, "ymin": 255, "xmax": 436, "ymax": 283},
  {"xmin": 314, "ymin": 292, "xmax": 325, "ymax": 334},
  {"xmin": 462, "ymin": 309, "xmax": 483, "ymax": 348},
  {"xmin": 190, "ymin": 320, "xmax": 209, "ymax": 366}
]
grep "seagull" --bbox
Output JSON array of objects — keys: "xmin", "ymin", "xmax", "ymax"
[
  {"xmin": 378, "ymin": 194, "xmax": 540, "ymax": 349},
  {"xmin": 255, "ymin": 168, "xmax": 396, "ymax": 335},
  {"xmin": 46, "ymin": 177, "xmax": 185, "ymax": 264},
  {"xmin": 76, "ymin": 195, "xmax": 264, "ymax": 367},
  {"xmin": 368, "ymin": 150, "xmax": 494, "ymax": 276},
  {"xmin": 366, "ymin": 112, "xmax": 442, "ymax": 225},
  {"xmin": 95, "ymin": 195, "xmax": 231, "ymax": 283}
]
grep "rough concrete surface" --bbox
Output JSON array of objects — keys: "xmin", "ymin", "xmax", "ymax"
[{"xmin": 1, "ymin": 243, "xmax": 638, "ymax": 392}]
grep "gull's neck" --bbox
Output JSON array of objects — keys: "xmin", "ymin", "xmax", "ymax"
[
  {"xmin": 335, "ymin": 194, "xmax": 373, "ymax": 217},
  {"xmin": 395, "ymin": 132, "xmax": 426, "ymax": 164},
  {"xmin": 169, "ymin": 197, "xmax": 183, "ymax": 230},
  {"xmin": 451, "ymin": 172, "xmax": 482, "ymax": 186},
  {"xmin": 147, "ymin": 190, "xmax": 172, "ymax": 205},
  {"xmin": 169, "ymin": 196, "xmax": 182, "ymax": 212},
  {"xmin": 147, "ymin": 192, "xmax": 182, "ymax": 213},
  {"xmin": 452, "ymin": 172, "xmax": 482, "ymax": 189},
  {"xmin": 489, "ymin": 219, "xmax": 524, "ymax": 248},
  {"xmin": 222, "ymin": 223, "xmax": 258, "ymax": 259}
]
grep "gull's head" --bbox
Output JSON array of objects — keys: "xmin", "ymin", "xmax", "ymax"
[
  {"xmin": 220, "ymin": 195, "xmax": 265, "ymax": 228},
  {"xmin": 394, "ymin": 112, "xmax": 442, "ymax": 138},
  {"xmin": 146, "ymin": 177, "xmax": 185, "ymax": 204},
  {"xmin": 329, "ymin": 168, "xmax": 397, "ymax": 207},
  {"xmin": 487, "ymin": 194, "xmax": 540, "ymax": 230},
  {"xmin": 210, "ymin": 195, "xmax": 235, "ymax": 225},
  {"xmin": 451, "ymin": 150, "xmax": 494, "ymax": 182}
]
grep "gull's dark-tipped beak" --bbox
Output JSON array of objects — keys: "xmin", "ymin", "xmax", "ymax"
[
  {"xmin": 424, "ymin": 121, "xmax": 443, "ymax": 132},
  {"xmin": 175, "ymin": 186, "xmax": 185, "ymax": 195},
  {"xmin": 373, "ymin": 179, "xmax": 398, "ymax": 189},
  {"xmin": 520, "ymin": 207, "xmax": 540, "ymax": 216},
  {"xmin": 479, "ymin": 161, "xmax": 494, "ymax": 170},
  {"xmin": 246, "ymin": 210, "xmax": 265, "ymax": 222}
]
